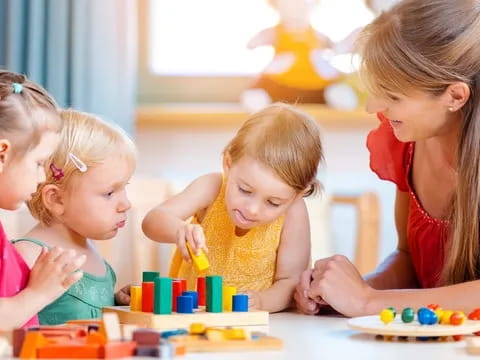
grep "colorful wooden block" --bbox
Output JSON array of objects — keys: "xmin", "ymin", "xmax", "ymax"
[
  {"xmin": 233, "ymin": 294, "xmax": 249, "ymax": 312},
  {"xmin": 197, "ymin": 277, "xmax": 206, "ymax": 306},
  {"xmin": 206, "ymin": 276, "xmax": 222, "ymax": 313},
  {"xmin": 102, "ymin": 313, "xmax": 122, "ymax": 341},
  {"xmin": 182, "ymin": 291, "xmax": 199, "ymax": 308},
  {"xmin": 154, "ymin": 277, "xmax": 172, "ymax": 315},
  {"xmin": 142, "ymin": 271, "xmax": 159, "ymax": 282},
  {"xmin": 172, "ymin": 280, "xmax": 182, "ymax": 312},
  {"xmin": 13, "ymin": 328, "xmax": 26, "ymax": 357},
  {"xmin": 223, "ymin": 286, "xmax": 237, "ymax": 311},
  {"xmin": 102, "ymin": 341, "xmax": 136, "ymax": 358},
  {"xmin": 187, "ymin": 243, "xmax": 210, "ymax": 273},
  {"xmin": 130, "ymin": 285, "xmax": 142, "ymax": 311},
  {"xmin": 20, "ymin": 331, "xmax": 49, "ymax": 359},
  {"xmin": 177, "ymin": 296, "xmax": 194, "ymax": 314},
  {"xmin": 36, "ymin": 343, "xmax": 101, "ymax": 359},
  {"xmin": 141, "ymin": 282, "xmax": 154, "ymax": 313},
  {"xmin": 132, "ymin": 329, "xmax": 162, "ymax": 346}
]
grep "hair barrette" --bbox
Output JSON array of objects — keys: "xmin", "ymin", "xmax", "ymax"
[
  {"xmin": 68, "ymin": 153, "xmax": 87, "ymax": 173},
  {"xmin": 50, "ymin": 163, "xmax": 64, "ymax": 181},
  {"xmin": 12, "ymin": 83, "xmax": 23, "ymax": 94}
]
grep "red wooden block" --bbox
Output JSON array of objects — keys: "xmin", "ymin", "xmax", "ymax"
[
  {"xmin": 132, "ymin": 329, "xmax": 162, "ymax": 346},
  {"xmin": 142, "ymin": 282, "xmax": 154, "ymax": 312},
  {"xmin": 197, "ymin": 277, "xmax": 206, "ymax": 306},
  {"xmin": 13, "ymin": 328, "xmax": 26, "ymax": 357},
  {"xmin": 172, "ymin": 280, "xmax": 182, "ymax": 312}
]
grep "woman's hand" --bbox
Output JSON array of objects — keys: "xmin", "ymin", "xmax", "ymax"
[{"xmin": 307, "ymin": 255, "xmax": 374, "ymax": 317}]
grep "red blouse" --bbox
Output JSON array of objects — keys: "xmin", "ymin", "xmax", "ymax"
[{"xmin": 367, "ymin": 113, "xmax": 449, "ymax": 288}]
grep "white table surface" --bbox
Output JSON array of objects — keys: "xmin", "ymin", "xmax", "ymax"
[{"xmin": 187, "ymin": 312, "xmax": 474, "ymax": 360}]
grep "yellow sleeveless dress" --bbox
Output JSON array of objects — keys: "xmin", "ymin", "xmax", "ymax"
[
  {"xmin": 269, "ymin": 24, "xmax": 333, "ymax": 90},
  {"xmin": 169, "ymin": 178, "xmax": 284, "ymax": 292}
]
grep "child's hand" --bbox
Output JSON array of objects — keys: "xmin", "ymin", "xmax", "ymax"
[
  {"xmin": 27, "ymin": 247, "xmax": 86, "ymax": 304},
  {"xmin": 176, "ymin": 222, "xmax": 208, "ymax": 262},
  {"xmin": 115, "ymin": 285, "xmax": 131, "ymax": 305},
  {"xmin": 245, "ymin": 291, "xmax": 263, "ymax": 310},
  {"xmin": 294, "ymin": 269, "xmax": 323, "ymax": 315}
]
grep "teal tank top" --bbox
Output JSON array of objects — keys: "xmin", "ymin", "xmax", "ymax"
[{"xmin": 12, "ymin": 238, "xmax": 116, "ymax": 325}]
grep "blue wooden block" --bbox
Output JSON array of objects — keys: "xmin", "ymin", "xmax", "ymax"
[
  {"xmin": 232, "ymin": 294, "xmax": 248, "ymax": 312},
  {"xmin": 177, "ymin": 295, "xmax": 194, "ymax": 313},
  {"xmin": 182, "ymin": 291, "xmax": 199, "ymax": 308}
]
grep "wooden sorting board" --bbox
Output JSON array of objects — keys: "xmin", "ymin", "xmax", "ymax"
[
  {"xmin": 103, "ymin": 306, "xmax": 269, "ymax": 330},
  {"xmin": 348, "ymin": 315, "xmax": 480, "ymax": 337},
  {"xmin": 169, "ymin": 334, "xmax": 283, "ymax": 352}
]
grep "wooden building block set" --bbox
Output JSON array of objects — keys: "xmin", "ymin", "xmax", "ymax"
[{"xmin": 103, "ymin": 271, "xmax": 269, "ymax": 330}]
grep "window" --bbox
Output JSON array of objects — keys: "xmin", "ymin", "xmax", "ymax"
[{"xmin": 140, "ymin": 0, "xmax": 374, "ymax": 103}]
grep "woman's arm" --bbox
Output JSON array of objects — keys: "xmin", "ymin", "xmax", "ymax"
[
  {"xmin": 142, "ymin": 173, "xmax": 222, "ymax": 244},
  {"xmin": 365, "ymin": 189, "xmax": 419, "ymax": 289},
  {"xmin": 253, "ymin": 198, "xmax": 311, "ymax": 312}
]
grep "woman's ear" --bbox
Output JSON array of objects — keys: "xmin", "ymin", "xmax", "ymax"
[
  {"xmin": 0, "ymin": 139, "xmax": 11, "ymax": 173},
  {"xmin": 444, "ymin": 82, "xmax": 470, "ymax": 112},
  {"xmin": 222, "ymin": 152, "xmax": 233, "ymax": 175},
  {"xmin": 42, "ymin": 184, "xmax": 65, "ymax": 218}
]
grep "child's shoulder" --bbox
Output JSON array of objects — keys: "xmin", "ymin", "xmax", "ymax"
[
  {"xmin": 12, "ymin": 238, "xmax": 44, "ymax": 269},
  {"xmin": 186, "ymin": 173, "xmax": 223, "ymax": 202}
]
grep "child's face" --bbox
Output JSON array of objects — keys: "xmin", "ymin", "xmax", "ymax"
[
  {"xmin": 61, "ymin": 155, "xmax": 134, "ymax": 240},
  {"xmin": 0, "ymin": 131, "xmax": 59, "ymax": 210},
  {"xmin": 224, "ymin": 156, "xmax": 299, "ymax": 230},
  {"xmin": 366, "ymin": 89, "xmax": 457, "ymax": 142}
]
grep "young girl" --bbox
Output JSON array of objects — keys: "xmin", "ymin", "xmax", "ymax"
[
  {"xmin": 0, "ymin": 71, "xmax": 86, "ymax": 330},
  {"xmin": 13, "ymin": 109, "xmax": 136, "ymax": 325},
  {"xmin": 295, "ymin": 0, "xmax": 480, "ymax": 317},
  {"xmin": 143, "ymin": 103, "xmax": 323, "ymax": 312}
]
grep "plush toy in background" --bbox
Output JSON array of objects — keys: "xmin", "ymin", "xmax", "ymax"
[
  {"xmin": 241, "ymin": 0, "xmax": 341, "ymax": 111},
  {"xmin": 241, "ymin": 0, "xmax": 401, "ymax": 112}
]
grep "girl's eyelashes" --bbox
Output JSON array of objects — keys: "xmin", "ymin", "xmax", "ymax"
[
  {"xmin": 105, "ymin": 191, "xmax": 114, "ymax": 198},
  {"xmin": 238, "ymin": 185, "xmax": 252, "ymax": 194},
  {"xmin": 267, "ymin": 200, "xmax": 280, "ymax": 207}
]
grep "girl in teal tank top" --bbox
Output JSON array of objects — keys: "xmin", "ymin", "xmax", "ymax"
[
  {"xmin": 12, "ymin": 110, "xmax": 136, "ymax": 325},
  {"xmin": 12, "ymin": 238, "xmax": 116, "ymax": 325}
]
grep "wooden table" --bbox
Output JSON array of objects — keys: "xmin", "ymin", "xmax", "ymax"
[{"xmin": 187, "ymin": 312, "xmax": 474, "ymax": 359}]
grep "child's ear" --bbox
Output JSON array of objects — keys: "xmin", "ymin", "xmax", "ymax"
[
  {"xmin": 0, "ymin": 139, "xmax": 11, "ymax": 173},
  {"xmin": 222, "ymin": 152, "xmax": 233, "ymax": 175},
  {"xmin": 41, "ymin": 184, "xmax": 65, "ymax": 217}
]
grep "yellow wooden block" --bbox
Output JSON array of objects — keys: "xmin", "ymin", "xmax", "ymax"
[
  {"xmin": 223, "ymin": 286, "xmax": 237, "ymax": 311},
  {"xmin": 224, "ymin": 328, "xmax": 247, "ymax": 340},
  {"xmin": 205, "ymin": 328, "xmax": 226, "ymax": 342},
  {"xmin": 190, "ymin": 323, "xmax": 206, "ymax": 335},
  {"xmin": 130, "ymin": 285, "xmax": 142, "ymax": 311},
  {"xmin": 187, "ymin": 243, "xmax": 210, "ymax": 273}
]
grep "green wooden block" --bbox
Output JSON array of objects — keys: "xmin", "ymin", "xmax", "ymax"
[
  {"xmin": 206, "ymin": 275, "xmax": 223, "ymax": 313},
  {"xmin": 154, "ymin": 277, "xmax": 172, "ymax": 314},
  {"xmin": 143, "ymin": 271, "xmax": 160, "ymax": 282}
]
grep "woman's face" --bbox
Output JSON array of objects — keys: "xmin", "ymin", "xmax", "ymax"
[{"xmin": 366, "ymin": 89, "xmax": 459, "ymax": 142}]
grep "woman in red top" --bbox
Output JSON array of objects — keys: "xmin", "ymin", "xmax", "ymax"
[{"xmin": 295, "ymin": 0, "xmax": 480, "ymax": 317}]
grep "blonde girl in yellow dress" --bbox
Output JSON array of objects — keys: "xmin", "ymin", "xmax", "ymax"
[{"xmin": 143, "ymin": 103, "xmax": 323, "ymax": 312}]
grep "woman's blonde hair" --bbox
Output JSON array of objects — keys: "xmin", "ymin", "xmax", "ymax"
[
  {"xmin": 0, "ymin": 70, "xmax": 60, "ymax": 158},
  {"xmin": 224, "ymin": 103, "xmax": 323, "ymax": 196},
  {"xmin": 28, "ymin": 109, "xmax": 136, "ymax": 225},
  {"xmin": 358, "ymin": 0, "xmax": 480, "ymax": 285}
]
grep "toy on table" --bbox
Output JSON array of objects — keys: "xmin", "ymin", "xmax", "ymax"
[
  {"xmin": 103, "ymin": 272, "xmax": 268, "ymax": 331},
  {"xmin": 348, "ymin": 305, "xmax": 480, "ymax": 342}
]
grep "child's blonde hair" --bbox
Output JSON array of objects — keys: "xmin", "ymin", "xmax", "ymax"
[
  {"xmin": 28, "ymin": 109, "xmax": 136, "ymax": 225},
  {"xmin": 0, "ymin": 70, "xmax": 60, "ymax": 158},
  {"xmin": 224, "ymin": 103, "xmax": 322, "ymax": 196},
  {"xmin": 358, "ymin": 0, "xmax": 480, "ymax": 285}
]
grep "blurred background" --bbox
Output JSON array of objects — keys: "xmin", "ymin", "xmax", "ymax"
[{"xmin": 0, "ymin": 0, "xmax": 399, "ymax": 286}]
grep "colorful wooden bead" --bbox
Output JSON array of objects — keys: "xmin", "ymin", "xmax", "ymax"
[
  {"xmin": 387, "ymin": 307, "xmax": 397, "ymax": 318},
  {"xmin": 380, "ymin": 308, "xmax": 395, "ymax": 324},
  {"xmin": 450, "ymin": 311, "xmax": 466, "ymax": 326},
  {"xmin": 417, "ymin": 307, "xmax": 437, "ymax": 325},
  {"xmin": 401, "ymin": 307, "xmax": 415, "ymax": 323},
  {"xmin": 440, "ymin": 310, "xmax": 453, "ymax": 325}
]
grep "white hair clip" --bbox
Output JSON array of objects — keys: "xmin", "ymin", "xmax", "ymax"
[{"xmin": 68, "ymin": 153, "xmax": 87, "ymax": 173}]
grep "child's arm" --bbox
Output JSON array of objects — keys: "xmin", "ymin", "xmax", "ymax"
[
  {"xmin": 142, "ymin": 173, "xmax": 222, "ymax": 259},
  {"xmin": 249, "ymin": 198, "xmax": 311, "ymax": 312},
  {"xmin": 247, "ymin": 28, "xmax": 276, "ymax": 49},
  {"xmin": 0, "ymin": 247, "xmax": 85, "ymax": 330}
]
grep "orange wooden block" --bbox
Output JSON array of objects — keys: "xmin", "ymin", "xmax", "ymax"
[
  {"xmin": 37, "ymin": 342, "xmax": 102, "ymax": 359},
  {"xmin": 20, "ymin": 332, "xmax": 50, "ymax": 359},
  {"xmin": 86, "ymin": 332, "xmax": 107, "ymax": 345},
  {"xmin": 66, "ymin": 320, "xmax": 102, "ymax": 327},
  {"xmin": 102, "ymin": 341, "xmax": 136, "ymax": 358}
]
